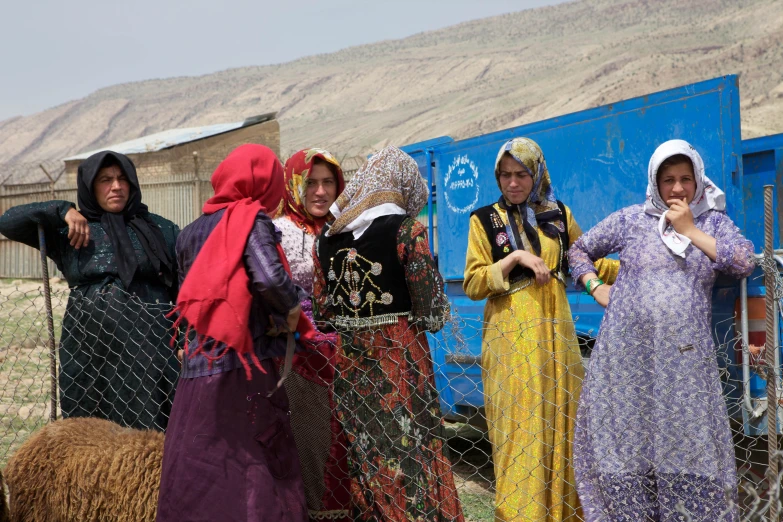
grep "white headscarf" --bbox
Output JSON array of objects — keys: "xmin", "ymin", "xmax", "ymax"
[
  {"xmin": 644, "ymin": 139, "xmax": 726, "ymax": 257},
  {"xmin": 328, "ymin": 202, "xmax": 406, "ymax": 240}
]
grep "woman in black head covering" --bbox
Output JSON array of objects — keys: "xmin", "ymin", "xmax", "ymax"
[{"xmin": 0, "ymin": 150, "xmax": 180, "ymax": 431}]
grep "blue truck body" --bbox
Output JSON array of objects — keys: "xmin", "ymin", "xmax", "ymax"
[{"xmin": 399, "ymin": 76, "xmax": 782, "ymax": 434}]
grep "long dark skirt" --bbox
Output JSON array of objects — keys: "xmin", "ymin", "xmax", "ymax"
[
  {"xmin": 283, "ymin": 302, "xmax": 351, "ymax": 521},
  {"xmin": 59, "ymin": 286, "xmax": 179, "ymax": 431},
  {"xmin": 156, "ymin": 361, "xmax": 307, "ymax": 522}
]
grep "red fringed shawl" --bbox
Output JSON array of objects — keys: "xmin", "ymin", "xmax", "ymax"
[{"xmin": 172, "ymin": 144, "xmax": 317, "ymax": 379}]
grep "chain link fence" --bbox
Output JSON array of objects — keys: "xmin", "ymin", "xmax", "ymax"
[
  {"xmin": 0, "ymin": 280, "xmax": 65, "ymax": 462},
  {"xmin": 0, "ymin": 258, "xmax": 780, "ymax": 521},
  {"xmin": 0, "ymin": 279, "xmax": 181, "ymax": 460}
]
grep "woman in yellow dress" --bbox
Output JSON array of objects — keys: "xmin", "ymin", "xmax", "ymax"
[{"xmin": 463, "ymin": 137, "xmax": 618, "ymax": 521}]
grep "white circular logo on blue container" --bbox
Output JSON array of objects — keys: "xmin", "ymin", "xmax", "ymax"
[{"xmin": 443, "ymin": 155, "xmax": 480, "ymax": 214}]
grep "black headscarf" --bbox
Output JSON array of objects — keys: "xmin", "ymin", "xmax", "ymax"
[{"xmin": 77, "ymin": 151, "xmax": 175, "ymax": 290}]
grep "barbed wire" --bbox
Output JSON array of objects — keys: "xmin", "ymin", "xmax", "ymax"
[{"xmin": 757, "ymin": 253, "xmax": 783, "ymax": 303}]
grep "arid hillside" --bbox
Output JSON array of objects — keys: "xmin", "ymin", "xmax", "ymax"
[{"xmin": 1, "ymin": 0, "xmax": 782, "ymax": 164}]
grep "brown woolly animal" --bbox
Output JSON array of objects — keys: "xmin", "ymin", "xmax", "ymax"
[
  {"xmin": 3, "ymin": 417, "xmax": 164, "ymax": 522},
  {"xmin": 0, "ymin": 468, "xmax": 9, "ymax": 522}
]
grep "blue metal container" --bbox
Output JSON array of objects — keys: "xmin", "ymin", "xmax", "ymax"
[
  {"xmin": 401, "ymin": 76, "xmax": 782, "ymax": 427},
  {"xmin": 734, "ymin": 133, "xmax": 783, "ymax": 435}
]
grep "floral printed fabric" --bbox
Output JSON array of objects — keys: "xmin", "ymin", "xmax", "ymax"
[
  {"xmin": 568, "ymin": 205, "xmax": 755, "ymax": 522},
  {"xmin": 313, "ymin": 217, "xmax": 463, "ymax": 521},
  {"xmin": 494, "ymin": 137, "xmax": 560, "ymax": 233},
  {"xmin": 327, "ymin": 146, "xmax": 428, "ymax": 237},
  {"xmin": 280, "ymin": 148, "xmax": 345, "ymax": 236}
]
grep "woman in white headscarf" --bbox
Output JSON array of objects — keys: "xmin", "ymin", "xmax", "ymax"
[
  {"xmin": 569, "ymin": 139, "xmax": 756, "ymax": 522},
  {"xmin": 312, "ymin": 146, "xmax": 464, "ymax": 521}
]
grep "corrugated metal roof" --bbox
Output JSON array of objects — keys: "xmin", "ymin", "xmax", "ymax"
[{"xmin": 64, "ymin": 112, "xmax": 276, "ymax": 161}]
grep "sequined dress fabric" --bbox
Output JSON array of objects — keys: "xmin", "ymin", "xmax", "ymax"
[{"xmin": 463, "ymin": 203, "xmax": 618, "ymax": 521}]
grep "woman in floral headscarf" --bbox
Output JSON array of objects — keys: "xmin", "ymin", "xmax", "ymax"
[
  {"xmin": 273, "ymin": 148, "xmax": 350, "ymax": 522},
  {"xmin": 463, "ymin": 137, "xmax": 618, "ymax": 521},
  {"xmin": 313, "ymin": 146, "xmax": 464, "ymax": 521}
]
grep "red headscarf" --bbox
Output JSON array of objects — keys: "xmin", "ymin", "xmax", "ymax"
[
  {"xmin": 281, "ymin": 148, "xmax": 345, "ymax": 235},
  {"xmin": 173, "ymin": 144, "xmax": 316, "ymax": 378}
]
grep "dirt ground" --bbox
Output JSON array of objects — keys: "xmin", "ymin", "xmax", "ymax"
[{"xmin": 445, "ymin": 422, "xmax": 496, "ymax": 521}]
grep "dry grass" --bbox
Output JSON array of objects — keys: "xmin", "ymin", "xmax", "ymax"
[{"xmin": 0, "ymin": 279, "xmax": 67, "ymax": 466}]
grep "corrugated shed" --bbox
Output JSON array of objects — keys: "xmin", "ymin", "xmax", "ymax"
[{"xmin": 64, "ymin": 113, "xmax": 276, "ymax": 161}]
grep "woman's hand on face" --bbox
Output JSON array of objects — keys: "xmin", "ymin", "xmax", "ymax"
[
  {"xmin": 64, "ymin": 208, "xmax": 90, "ymax": 249},
  {"xmin": 515, "ymin": 250, "xmax": 551, "ymax": 286},
  {"xmin": 666, "ymin": 198, "xmax": 696, "ymax": 236},
  {"xmin": 591, "ymin": 284, "xmax": 611, "ymax": 308}
]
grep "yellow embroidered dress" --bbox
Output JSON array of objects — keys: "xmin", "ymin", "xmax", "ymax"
[{"xmin": 463, "ymin": 138, "xmax": 618, "ymax": 522}]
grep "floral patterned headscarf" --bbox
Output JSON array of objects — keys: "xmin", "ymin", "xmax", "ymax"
[
  {"xmin": 494, "ymin": 137, "xmax": 560, "ymax": 226},
  {"xmin": 327, "ymin": 146, "xmax": 428, "ymax": 237},
  {"xmin": 280, "ymin": 148, "xmax": 345, "ymax": 235},
  {"xmin": 494, "ymin": 138, "xmax": 564, "ymax": 254}
]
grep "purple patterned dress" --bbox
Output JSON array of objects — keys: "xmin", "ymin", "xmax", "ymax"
[{"xmin": 568, "ymin": 205, "xmax": 755, "ymax": 522}]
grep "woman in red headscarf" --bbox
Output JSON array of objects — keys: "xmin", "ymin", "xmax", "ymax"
[
  {"xmin": 273, "ymin": 148, "xmax": 350, "ymax": 522},
  {"xmin": 157, "ymin": 145, "xmax": 309, "ymax": 522}
]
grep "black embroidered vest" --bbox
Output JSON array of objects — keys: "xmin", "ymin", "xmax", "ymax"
[
  {"xmin": 317, "ymin": 214, "xmax": 413, "ymax": 328},
  {"xmin": 471, "ymin": 201, "xmax": 570, "ymax": 286}
]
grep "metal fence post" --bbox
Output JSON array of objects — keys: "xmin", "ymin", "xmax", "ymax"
[
  {"xmin": 37, "ymin": 224, "xmax": 57, "ymax": 423},
  {"xmin": 193, "ymin": 151, "xmax": 201, "ymax": 221},
  {"xmin": 765, "ymin": 184, "xmax": 779, "ymax": 522},
  {"xmin": 38, "ymin": 164, "xmax": 55, "ymax": 200}
]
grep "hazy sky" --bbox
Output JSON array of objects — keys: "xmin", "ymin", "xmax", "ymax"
[{"xmin": 1, "ymin": 0, "xmax": 569, "ymax": 121}]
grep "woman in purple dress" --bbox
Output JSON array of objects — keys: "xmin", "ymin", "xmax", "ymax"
[
  {"xmin": 157, "ymin": 145, "xmax": 308, "ymax": 522},
  {"xmin": 569, "ymin": 139, "xmax": 756, "ymax": 522}
]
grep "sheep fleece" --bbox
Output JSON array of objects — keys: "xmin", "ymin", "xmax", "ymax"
[
  {"xmin": 0, "ymin": 468, "xmax": 9, "ymax": 522},
  {"xmin": 4, "ymin": 417, "xmax": 163, "ymax": 522}
]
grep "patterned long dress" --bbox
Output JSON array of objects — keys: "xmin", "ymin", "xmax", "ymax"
[
  {"xmin": 274, "ymin": 215, "xmax": 351, "ymax": 521},
  {"xmin": 569, "ymin": 205, "xmax": 755, "ymax": 522},
  {"xmin": 313, "ymin": 216, "xmax": 464, "ymax": 522},
  {"xmin": 463, "ymin": 203, "xmax": 618, "ymax": 521}
]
